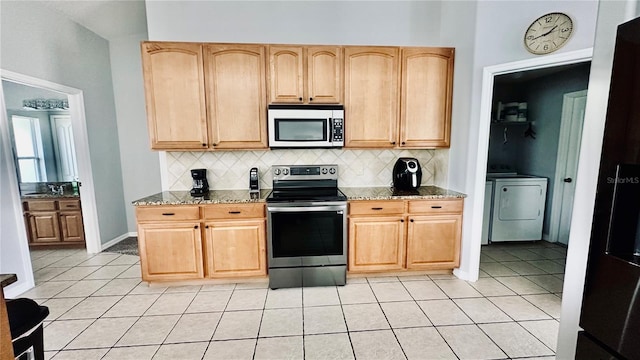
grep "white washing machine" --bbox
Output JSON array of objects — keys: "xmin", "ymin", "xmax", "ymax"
[{"xmin": 487, "ymin": 174, "xmax": 548, "ymax": 242}]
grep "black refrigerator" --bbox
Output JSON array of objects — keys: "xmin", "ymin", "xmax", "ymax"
[{"xmin": 576, "ymin": 16, "xmax": 640, "ymax": 359}]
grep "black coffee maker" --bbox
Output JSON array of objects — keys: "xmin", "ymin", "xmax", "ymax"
[
  {"xmin": 392, "ymin": 158, "xmax": 422, "ymax": 190},
  {"xmin": 190, "ymin": 168, "xmax": 209, "ymax": 196}
]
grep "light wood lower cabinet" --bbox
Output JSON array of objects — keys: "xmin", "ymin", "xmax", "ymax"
[
  {"xmin": 136, "ymin": 203, "xmax": 267, "ymax": 282},
  {"xmin": 406, "ymin": 214, "xmax": 462, "ymax": 269},
  {"xmin": 204, "ymin": 219, "xmax": 266, "ymax": 278},
  {"xmin": 348, "ymin": 216, "xmax": 405, "ymax": 272},
  {"xmin": 138, "ymin": 222, "xmax": 204, "ymax": 281},
  {"xmin": 23, "ymin": 198, "xmax": 85, "ymax": 247},
  {"xmin": 348, "ymin": 198, "xmax": 463, "ymax": 273}
]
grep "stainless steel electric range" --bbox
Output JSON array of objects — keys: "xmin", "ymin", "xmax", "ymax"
[{"xmin": 266, "ymin": 164, "xmax": 347, "ymax": 289}]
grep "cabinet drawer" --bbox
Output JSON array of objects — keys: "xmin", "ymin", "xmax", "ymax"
[
  {"xmin": 23, "ymin": 200, "xmax": 57, "ymax": 211},
  {"xmin": 136, "ymin": 206, "xmax": 200, "ymax": 221},
  {"xmin": 408, "ymin": 199, "xmax": 463, "ymax": 214},
  {"xmin": 58, "ymin": 199, "xmax": 81, "ymax": 210},
  {"xmin": 203, "ymin": 203, "xmax": 265, "ymax": 220},
  {"xmin": 349, "ymin": 200, "xmax": 405, "ymax": 215}
]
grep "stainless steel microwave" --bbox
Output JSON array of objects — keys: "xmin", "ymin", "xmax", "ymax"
[{"xmin": 267, "ymin": 105, "xmax": 344, "ymax": 148}]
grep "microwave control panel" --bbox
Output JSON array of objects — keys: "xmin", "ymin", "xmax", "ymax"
[{"xmin": 332, "ymin": 118, "xmax": 344, "ymax": 143}]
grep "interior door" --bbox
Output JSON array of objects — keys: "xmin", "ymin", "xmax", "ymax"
[{"xmin": 557, "ymin": 92, "xmax": 587, "ymax": 245}]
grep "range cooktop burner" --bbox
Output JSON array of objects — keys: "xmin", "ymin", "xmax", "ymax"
[{"xmin": 266, "ymin": 188, "xmax": 347, "ymax": 203}]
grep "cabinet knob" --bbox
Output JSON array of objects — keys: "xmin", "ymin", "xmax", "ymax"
[
  {"xmin": 205, "ymin": 225, "xmax": 209, "ymax": 229},
  {"xmin": 391, "ymin": 141, "xmax": 396, "ymax": 145},
  {"xmin": 212, "ymin": 143, "xmax": 218, "ymax": 147},
  {"xmin": 202, "ymin": 143, "xmax": 206, "ymax": 147},
  {"xmin": 309, "ymin": 97, "xmax": 313, "ymax": 101},
  {"xmin": 410, "ymin": 219, "xmax": 414, "ymax": 222},
  {"xmin": 194, "ymin": 225, "xmax": 199, "ymax": 229},
  {"xmin": 401, "ymin": 142, "xmax": 406, "ymax": 145},
  {"xmin": 299, "ymin": 97, "xmax": 303, "ymax": 101},
  {"xmin": 400, "ymin": 219, "xmax": 404, "ymax": 223}
]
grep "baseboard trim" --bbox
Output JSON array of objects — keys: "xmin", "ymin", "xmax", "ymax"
[
  {"xmin": 4, "ymin": 281, "xmax": 35, "ymax": 298},
  {"xmin": 100, "ymin": 232, "xmax": 137, "ymax": 252}
]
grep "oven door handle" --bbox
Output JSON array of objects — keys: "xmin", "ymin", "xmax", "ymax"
[{"xmin": 267, "ymin": 205, "xmax": 346, "ymax": 213}]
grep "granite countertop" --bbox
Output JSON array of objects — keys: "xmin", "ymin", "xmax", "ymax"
[
  {"xmin": 342, "ymin": 186, "xmax": 466, "ymax": 200},
  {"xmin": 21, "ymin": 193, "xmax": 80, "ymax": 199},
  {"xmin": 133, "ymin": 186, "xmax": 465, "ymax": 206},
  {"xmin": 132, "ymin": 189, "xmax": 271, "ymax": 206}
]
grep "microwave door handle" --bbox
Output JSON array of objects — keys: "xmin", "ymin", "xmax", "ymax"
[{"xmin": 329, "ymin": 118, "xmax": 333, "ymax": 142}]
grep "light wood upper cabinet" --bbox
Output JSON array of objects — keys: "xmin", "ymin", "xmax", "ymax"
[
  {"xmin": 400, "ymin": 48, "xmax": 454, "ymax": 148},
  {"xmin": 344, "ymin": 47, "xmax": 400, "ymax": 148},
  {"xmin": 141, "ymin": 42, "xmax": 208, "ymax": 150},
  {"xmin": 269, "ymin": 46, "xmax": 342, "ymax": 104},
  {"xmin": 307, "ymin": 47, "xmax": 342, "ymax": 103},
  {"xmin": 269, "ymin": 46, "xmax": 304, "ymax": 103},
  {"xmin": 205, "ymin": 44, "xmax": 268, "ymax": 149}
]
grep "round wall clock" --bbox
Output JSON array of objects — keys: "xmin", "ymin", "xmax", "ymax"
[{"xmin": 524, "ymin": 12, "xmax": 573, "ymax": 55}]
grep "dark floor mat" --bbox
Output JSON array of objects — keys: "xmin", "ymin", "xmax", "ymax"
[{"xmin": 104, "ymin": 237, "xmax": 139, "ymax": 256}]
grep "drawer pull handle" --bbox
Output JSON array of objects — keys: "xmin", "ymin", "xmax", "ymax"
[
  {"xmin": 65, "ymin": 205, "xmax": 75, "ymax": 207},
  {"xmin": 229, "ymin": 211, "xmax": 241, "ymax": 214},
  {"xmin": 431, "ymin": 206, "xmax": 442, "ymax": 209},
  {"xmin": 162, "ymin": 213, "xmax": 175, "ymax": 216},
  {"xmin": 371, "ymin": 207, "xmax": 383, "ymax": 210}
]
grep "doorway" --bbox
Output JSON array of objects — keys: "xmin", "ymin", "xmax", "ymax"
[{"xmin": 0, "ymin": 70, "xmax": 101, "ymax": 294}]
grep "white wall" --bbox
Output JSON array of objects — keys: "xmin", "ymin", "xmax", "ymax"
[
  {"xmin": 453, "ymin": 1, "xmax": 599, "ymax": 282},
  {"xmin": 0, "ymin": 90, "xmax": 34, "ymax": 297},
  {"xmin": 556, "ymin": 1, "xmax": 640, "ymax": 358},
  {"xmin": 109, "ymin": 32, "xmax": 162, "ymax": 232},
  {"xmin": 0, "ymin": 1, "xmax": 128, "ymax": 245}
]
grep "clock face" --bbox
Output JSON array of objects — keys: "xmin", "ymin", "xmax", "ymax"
[{"xmin": 524, "ymin": 12, "xmax": 573, "ymax": 55}]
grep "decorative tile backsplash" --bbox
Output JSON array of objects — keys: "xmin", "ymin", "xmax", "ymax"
[{"xmin": 165, "ymin": 149, "xmax": 449, "ymax": 190}]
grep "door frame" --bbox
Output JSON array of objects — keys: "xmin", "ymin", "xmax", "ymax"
[
  {"xmin": 548, "ymin": 90, "xmax": 588, "ymax": 244},
  {"xmin": 1, "ymin": 70, "xmax": 102, "ymax": 255},
  {"xmin": 463, "ymin": 48, "xmax": 593, "ymax": 282}
]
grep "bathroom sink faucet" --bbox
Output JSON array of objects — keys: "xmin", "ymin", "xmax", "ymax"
[{"xmin": 48, "ymin": 184, "xmax": 64, "ymax": 195}]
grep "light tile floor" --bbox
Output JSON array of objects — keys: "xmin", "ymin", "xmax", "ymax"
[{"xmin": 22, "ymin": 241, "xmax": 565, "ymax": 360}]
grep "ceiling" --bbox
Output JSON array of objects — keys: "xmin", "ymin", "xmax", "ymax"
[{"xmin": 42, "ymin": 0, "xmax": 147, "ymax": 40}]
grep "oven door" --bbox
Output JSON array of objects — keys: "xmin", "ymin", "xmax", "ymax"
[{"xmin": 267, "ymin": 201, "xmax": 347, "ymax": 268}]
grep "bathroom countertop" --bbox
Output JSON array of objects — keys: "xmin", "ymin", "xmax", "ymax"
[{"xmin": 21, "ymin": 193, "xmax": 80, "ymax": 199}]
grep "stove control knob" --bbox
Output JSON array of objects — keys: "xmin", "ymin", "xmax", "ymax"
[
  {"xmin": 329, "ymin": 167, "xmax": 336, "ymax": 174},
  {"xmin": 274, "ymin": 168, "xmax": 281, "ymax": 175},
  {"xmin": 322, "ymin": 167, "xmax": 328, "ymax": 174},
  {"xmin": 283, "ymin": 168, "xmax": 289, "ymax": 175}
]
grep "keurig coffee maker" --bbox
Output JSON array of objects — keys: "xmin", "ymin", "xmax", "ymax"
[
  {"xmin": 392, "ymin": 158, "xmax": 422, "ymax": 190},
  {"xmin": 190, "ymin": 168, "xmax": 209, "ymax": 196}
]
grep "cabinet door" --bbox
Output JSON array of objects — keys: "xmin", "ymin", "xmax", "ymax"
[
  {"xmin": 138, "ymin": 222, "xmax": 204, "ymax": 281},
  {"xmin": 269, "ymin": 46, "xmax": 304, "ymax": 103},
  {"xmin": 205, "ymin": 44, "xmax": 268, "ymax": 149},
  {"xmin": 141, "ymin": 42, "xmax": 208, "ymax": 150},
  {"xmin": 203, "ymin": 219, "xmax": 266, "ymax": 278},
  {"xmin": 344, "ymin": 47, "xmax": 399, "ymax": 148},
  {"xmin": 59, "ymin": 211, "xmax": 85, "ymax": 243},
  {"xmin": 406, "ymin": 214, "xmax": 461, "ymax": 269},
  {"xmin": 307, "ymin": 46, "xmax": 342, "ymax": 104},
  {"xmin": 400, "ymin": 48, "xmax": 454, "ymax": 148},
  {"xmin": 27, "ymin": 212, "xmax": 61, "ymax": 243},
  {"xmin": 348, "ymin": 216, "xmax": 405, "ymax": 272}
]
